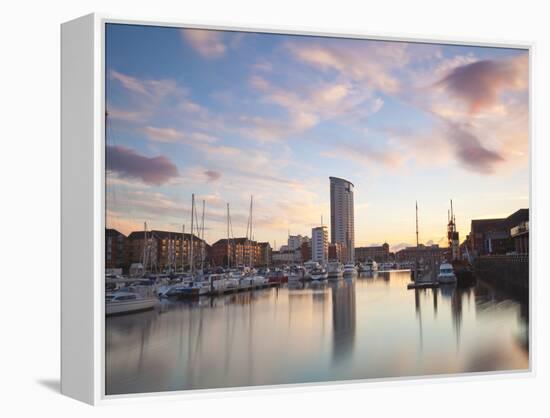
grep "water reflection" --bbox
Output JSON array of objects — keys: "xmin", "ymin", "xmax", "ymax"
[
  {"xmin": 106, "ymin": 271, "xmax": 528, "ymax": 395},
  {"xmin": 330, "ymin": 279, "xmax": 356, "ymax": 361}
]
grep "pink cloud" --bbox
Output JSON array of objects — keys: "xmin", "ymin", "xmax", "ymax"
[
  {"xmin": 436, "ymin": 55, "xmax": 528, "ymax": 114},
  {"xmin": 287, "ymin": 40, "xmax": 408, "ymax": 93},
  {"xmin": 204, "ymin": 170, "xmax": 222, "ymax": 182},
  {"xmin": 181, "ymin": 29, "xmax": 226, "ymax": 58},
  {"xmin": 143, "ymin": 126, "xmax": 218, "ymax": 144},
  {"xmin": 445, "ymin": 123, "xmax": 504, "ymax": 174},
  {"xmin": 106, "ymin": 145, "xmax": 179, "ymax": 185}
]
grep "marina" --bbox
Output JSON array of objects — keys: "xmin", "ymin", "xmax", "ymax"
[{"xmin": 106, "ymin": 270, "xmax": 528, "ymax": 394}]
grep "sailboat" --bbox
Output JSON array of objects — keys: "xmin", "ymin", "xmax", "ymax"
[
  {"xmin": 245, "ymin": 195, "xmax": 267, "ymax": 286},
  {"xmin": 447, "ymin": 200, "xmax": 476, "ymax": 287}
]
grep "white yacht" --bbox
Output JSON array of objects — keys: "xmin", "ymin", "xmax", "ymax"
[
  {"xmin": 289, "ymin": 266, "xmax": 306, "ymax": 281},
  {"xmin": 327, "ymin": 261, "xmax": 344, "ymax": 278},
  {"xmin": 310, "ymin": 267, "xmax": 328, "ymax": 280},
  {"xmin": 207, "ymin": 274, "xmax": 228, "ymax": 291},
  {"xmin": 437, "ymin": 262, "xmax": 457, "ymax": 284},
  {"xmin": 106, "ymin": 290, "xmax": 158, "ymax": 316},
  {"xmin": 343, "ymin": 263, "xmax": 358, "ymax": 276},
  {"xmin": 250, "ymin": 275, "xmax": 268, "ymax": 286},
  {"xmin": 303, "ymin": 261, "xmax": 320, "ymax": 278},
  {"xmin": 169, "ymin": 274, "xmax": 227, "ymax": 297},
  {"xmin": 359, "ymin": 259, "xmax": 378, "ymax": 272}
]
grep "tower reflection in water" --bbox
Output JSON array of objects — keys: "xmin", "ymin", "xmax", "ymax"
[{"xmin": 330, "ymin": 279, "xmax": 356, "ymax": 361}]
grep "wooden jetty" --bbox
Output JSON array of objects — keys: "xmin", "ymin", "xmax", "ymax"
[
  {"xmin": 206, "ymin": 281, "xmax": 281, "ymax": 296},
  {"xmin": 407, "ymin": 281, "xmax": 438, "ymax": 289}
]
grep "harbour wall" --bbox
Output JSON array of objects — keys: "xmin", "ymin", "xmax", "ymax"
[{"xmin": 473, "ymin": 255, "xmax": 529, "ymax": 296}]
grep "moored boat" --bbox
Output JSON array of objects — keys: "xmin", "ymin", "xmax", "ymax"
[
  {"xmin": 303, "ymin": 261, "xmax": 320, "ymax": 279},
  {"xmin": 106, "ymin": 290, "xmax": 158, "ymax": 316},
  {"xmin": 359, "ymin": 259, "xmax": 378, "ymax": 272},
  {"xmin": 437, "ymin": 262, "xmax": 457, "ymax": 284},
  {"xmin": 343, "ymin": 263, "xmax": 358, "ymax": 276},
  {"xmin": 267, "ymin": 270, "xmax": 288, "ymax": 283},
  {"xmin": 452, "ymin": 259, "xmax": 477, "ymax": 287},
  {"xmin": 327, "ymin": 261, "xmax": 344, "ymax": 278},
  {"xmin": 310, "ymin": 267, "xmax": 328, "ymax": 280}
]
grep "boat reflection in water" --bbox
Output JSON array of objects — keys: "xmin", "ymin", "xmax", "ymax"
[{"xmin": 105, "ymin": 271, "xmax": 528, "ymax": 395}]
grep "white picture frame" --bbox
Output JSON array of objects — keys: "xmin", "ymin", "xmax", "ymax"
[{"xmin": 61, "ymin": 13, "xmax": 534, "ymax": 405}]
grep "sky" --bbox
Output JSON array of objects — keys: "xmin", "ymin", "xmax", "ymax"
[{"xmin": 105, "ymin": 23, "xmax": 529, "ymax": 251}]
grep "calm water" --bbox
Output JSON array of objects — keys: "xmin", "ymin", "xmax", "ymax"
[{"xmin": 105, "ymin": 271, "xmax": 529, "ymax": 395}]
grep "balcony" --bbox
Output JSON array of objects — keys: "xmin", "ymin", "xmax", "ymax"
[{"xmin": 510, "ymin": 221, "xmax": 529, "ymax": 237}]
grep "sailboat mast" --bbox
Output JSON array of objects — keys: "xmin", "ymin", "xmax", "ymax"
[
  {"xmin": 182, "ymin": 224, "xmax": 185, "ymax": 273},
  {"xmin": 190, "ymin": 194, "xmax": 194, "ymax": 275},
  {"xmin": 415, "ymin": 201, "xmax": 419, "ymax": 247},
  {"xmin": 143, "ymin": 221, "xmax": 147, "ymax": 274},
  {"xmin": 201, "ymin": 199, "xmax": 205, "ymax": 272},
  {"xmin": 249, "ymin": 195, "xmax": 253, "ymax": 267},
  {"xmin": 227, "ymin": 203, "xmax": 230, "ymax": 269}
]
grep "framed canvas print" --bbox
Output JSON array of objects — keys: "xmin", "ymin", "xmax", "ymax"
[{"xmin": 61, "ymin": 13, "xmax": 532, "ymax": 404}]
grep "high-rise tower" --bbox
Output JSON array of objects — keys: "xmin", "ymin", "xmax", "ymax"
[{"xmin": 330, "ymin": 177, "xmax": 355, "ymax": 263}]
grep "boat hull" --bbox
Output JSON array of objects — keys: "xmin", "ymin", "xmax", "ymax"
[
  {"xmin": 106, "ymin": 298, "xmax": 157, "ymax": 316},
  {"xmin": 437, "ymin": 274, "xmax": 457, "ymax": 284},
  {"xmin": 310, "ymin": 273, "xmax": 328, "ymax": 280},
  {"xmin": 452, "ymin": 261, "xmax": 477, "ymax": 287}
]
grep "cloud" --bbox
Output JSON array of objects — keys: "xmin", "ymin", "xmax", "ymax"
[
  {"xmin": 110, "ymin": 70, "xmax": 180, "ymax": 99},
  {"xmin": 106, "ymin": 106, "xmax": 145, "ymax": 122},
  {"xmin": 143, "ymin": 126, "xmax": 218, "ymax": 145},
  {"xmin": 445, "ymin": 122, "xmax": 504, "ymax": 174},
  {"xmin": 321, "ymin": 137, "xmax": 405, "ymax": 169},
  {"xmin": 287, "ymin": 40, "xmax": 408, "ymax": 93},
  {"xmin": 181, "ymin": 29, "xmax": 227, "ymax": 58},
  {"xmin": 391, "ymin": 242, "xmax": 414, "ymax": 252},
  {"xmin": 247, "ymin": 75, "xmax": 382, "ymax": 141},
  {"xmin": 106, "ymin": 145, "xmax": 179, "ymax": 185},
  {"xmin": 204, "ymin": 170, "xmax": 222, "ymax": 182},
  {"xmin": 436, "ymin": 56, "xmax": 528, "ymax": 114}
]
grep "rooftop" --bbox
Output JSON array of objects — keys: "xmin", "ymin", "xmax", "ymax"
[{"xmin": 329, "ymin": 176, "xmax": 354, "ymax": 187}]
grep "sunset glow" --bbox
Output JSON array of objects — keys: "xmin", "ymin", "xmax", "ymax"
[{"xmin": 105, "ymin": 24, "xmax": 529, "ymax": 251}]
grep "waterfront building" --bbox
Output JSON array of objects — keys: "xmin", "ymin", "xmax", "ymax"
[
  {"xmin": 330, "ymin": 176, "xmax": 355, "ymax": 262},
  {"xmin": 328, "ymin": 242, "xmax": 346, "ymax": 262},
  {"xmin": 210, "ymin": 238, "xmax": 262, "ymax": 267},
  {"xmin": 105, "ymin": 228, "xmax": 126, "ymax": 269},
  {"xmin": 125, "ymin": 230, "xmax": 206, "ymax": 272},
  {"xmin": 469, "ymin": 209, "xmax": 529, "ymax": 256},
  {"xmin": 511, "ymin": 221, "xmax": 529, "ymax": 255},
  {"xmin": 258, "ymin": 242, "xmax": 272, "ymax": 266},
  {"xmin": 355, "ymin": 243, "xmax": 390, "ymax": 263},
  {"xmin": 312, "ymin": 226, "xmax": 329, "ymax": 264},
  {"xmin": 272, "ymin": 249, "xmax": 301, "ymax": 265},
  {"xmin": 300, "ymin": 240, "xmax": 312, "ymax": 262},
  {"xmin": 395, "ymin": 244, "xmax": 446, "ymax": 262},
  {"xmin": 288, "ymin": 235, "xmax": 309, "ymax": 251}
]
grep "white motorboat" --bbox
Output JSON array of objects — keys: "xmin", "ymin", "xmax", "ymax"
[
  {"xmin": 225, "ymin": 276, "xmax": 241, "ymax": 289},
  {"xmin": 359, "ymin": 259, "xmax": 378, "ymax": 272},
  {"xmin": 167, "ymin": 278, "xmax": 211, "ymax": 297},
  {"xmin": 239, "ymin": 276, "xmax": 255, "ymax": 288},
  {"xmin": 437, "ymin": 262, "xmax": 457, "ymax": 284},
  {"xmin": 253, "ymin": 275, "xmax": 268, "ymax": 286},
  {"xmin": 343, "ymin": 263, "xmax": 358, "ymax": 276},
  {"xmin": 303, "ymin": 261, "xmax": 320, "ymax": 278},
  {"xmin": 106, "ymin": 290, "xmax": 158, "ymax": 316},
  {"xmin": 207, "ymin": 274, "xmax": 228, "ymax": 291},
  {"xmin": 310, "ymin": 267, "xmax": 328, "ymax": 280},
  {"xmin": 327, "ymin": 261, "xmax": 344, "ymax": 277},
  {"xmin": 289, "ymin": 266, "xmax": 306, "ymax": 281}
]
